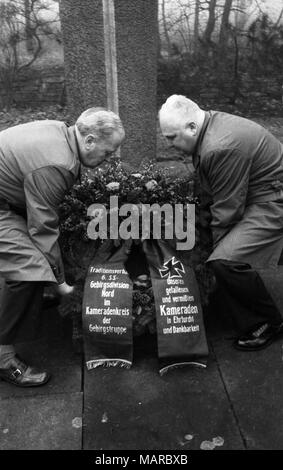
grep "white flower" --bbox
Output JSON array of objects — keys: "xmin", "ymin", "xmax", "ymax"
[
  {"xmin": 88, "ymin": 208, "xmax": 104, "ymax": 220},
  {"xmin": 106, "ymin": 182, "xmax": 120, "ymax": 191},
  {"xmin": 131, "ymin": 173, "xmax": 142, "ymax": 178},
  {"xmin": 145, "ymin": 179, "xmax": 158, "ymax": 191}
]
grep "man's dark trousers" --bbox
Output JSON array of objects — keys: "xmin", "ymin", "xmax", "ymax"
[
  {"xmin": 0, "ymin": 280, "xmax": 44, "ymax": 344},
  {"xmin": 210, "ymin": 260, "xmax": 283, "ymax": 332}
]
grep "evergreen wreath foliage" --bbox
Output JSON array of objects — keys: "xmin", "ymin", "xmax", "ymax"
[{"xmin": 58, "ymin": 159, "xmax": 214, "ymax": 337}]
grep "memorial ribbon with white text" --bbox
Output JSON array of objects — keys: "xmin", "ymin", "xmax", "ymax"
[
  {"xmin": 82, "ymin": 241, "xmax": 133, "ymax": 369},
  {"xmin": 143, "ymin": 240, "xmax": 209, "ymax": 375}
]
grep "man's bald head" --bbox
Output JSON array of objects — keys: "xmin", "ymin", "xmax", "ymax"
[
  {"xmin": 158, "ymin": 95, "xmax": 205, "ymax": 156},
  {"xmin": 159, "ymin": 95, "xmax": 204, "ymax": 131}
]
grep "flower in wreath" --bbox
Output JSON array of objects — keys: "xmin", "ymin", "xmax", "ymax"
[
  {"xmin": 145, "ymin": 179, "xmax": 158, "ymax": 191},
  {"xmin": 106, "ymin": 181, "xmax": 120, "ymax": 191},
  {"xmin": 88, "ymin": 206, "xmax": 104, "ymax": 220},
  {"xmin": 131, "ymin": 173, "xmax": 142, "ymax": 178}
]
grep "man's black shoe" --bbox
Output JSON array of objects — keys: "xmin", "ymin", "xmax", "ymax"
[
  {"xmin": 43, "ymin": 292, "xmax": 61, "ymax": 310},
  {"xmin": 234, "ymin": 322, "xmax": 283, "ymax": 351},
  {"xmin": 0, "ymin": 355, "xmax": 50, "ymax": 387}
]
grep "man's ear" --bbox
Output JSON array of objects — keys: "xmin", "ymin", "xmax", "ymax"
[
  {"xmin": 184, "ymin": 121, "xmax": 197, "ymax": 136},
  {"xmin": 85, "ymin": 134, "xmax": 97, "ymax": 150}
]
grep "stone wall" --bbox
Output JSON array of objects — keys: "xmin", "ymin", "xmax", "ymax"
[{"xmin": 0, "ymin": 66, "xmax": 65, "ymax": 109}]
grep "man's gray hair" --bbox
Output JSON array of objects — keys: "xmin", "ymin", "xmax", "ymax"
[
  {"xmin": 75, "ymin": 107, "xmax": 124, "ymax": 140},
  {"xmin": 159, "ymin": 95, "xmax": 202, "ymax": 124}
]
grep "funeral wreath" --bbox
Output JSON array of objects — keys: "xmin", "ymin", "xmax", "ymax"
[{"xmin": 58, "ymin": 159, "xmax": 214, "ymax": 342}]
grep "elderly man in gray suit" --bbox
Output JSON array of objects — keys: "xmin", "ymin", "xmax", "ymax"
[{"xmin": 0, "ymin": 107, "xmax": 125, "ymax": 387}]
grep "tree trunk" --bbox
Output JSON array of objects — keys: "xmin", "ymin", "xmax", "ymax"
[
  {"xmin": 194, "ymin": 0, "xmax": 200, "ymax": 53},
  {"xmin": 102, "ymin": 0, "xmax": 119, "ymax": 115},
  {"xmin": 219, "ymin": 0, "xmax": 233, "ymax": 46},
  {"xmin": 204, "ymin": 0, "xmax": 217, "ymax": 44},
  {"xmin": 161, "ymin": 0, "xmax": 172, "ymax": 55},
  {"xmin": 24, "ymin": 0, "xmax": 34, "ymax": 53}
]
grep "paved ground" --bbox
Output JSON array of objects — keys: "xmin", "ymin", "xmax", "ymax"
[{"xmin": 0, "ymin": 295, "xmax": 283, "ymax": 451}]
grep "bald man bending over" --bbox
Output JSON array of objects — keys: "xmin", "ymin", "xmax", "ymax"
[{"xmin": 159, "ymin": 95, "xmax": 283, "ymax": 352}]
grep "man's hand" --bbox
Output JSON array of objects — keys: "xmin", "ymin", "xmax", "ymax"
[{"xmin": 56, "ymin": 282, "xmax": 75, "ymax": 296}]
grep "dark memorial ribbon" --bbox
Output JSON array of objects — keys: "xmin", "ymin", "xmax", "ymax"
[
  {"xmin": 143, "ymin": 240, "xmax": 209, "ymax": 375},
  {"xmin": 82, "ymin": 241, "xmax": 133, "ymax": 370}
]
